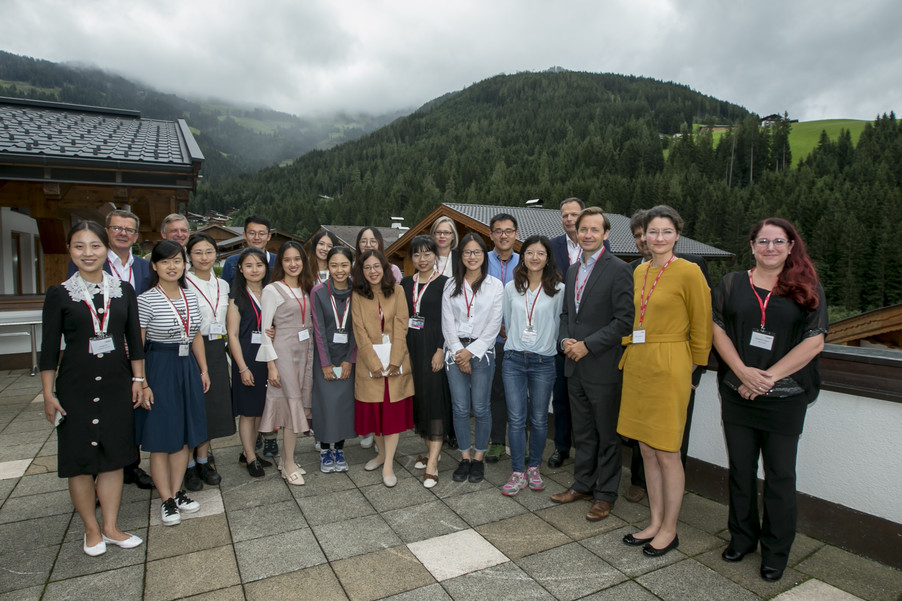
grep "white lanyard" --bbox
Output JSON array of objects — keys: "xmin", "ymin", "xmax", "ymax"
[
  {"xmin": 411, "ymin": 270, "xmax": 437, "ymax": 315},
  {"xmin": 327, "ymin": 281, "xmax": 351, "ymax": 331},
  {"xmin": 79, "ymin": 274, "xmax": 111, "ymax": 336}
]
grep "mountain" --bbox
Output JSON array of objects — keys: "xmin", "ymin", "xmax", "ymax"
[{"xmin": 0, "ymin": 50, "xmax": 404, "ymax": 183}]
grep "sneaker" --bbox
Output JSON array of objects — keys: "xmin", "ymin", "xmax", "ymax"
[
  {"xmin": 184, "ymin": 466, "xmax": 203, "ymax": 491},
  {"xmin": 332, "ymin": 449, "xmax": 349, "ymax": 472},
  {"xmin": 501, "ymin": 472, "xmax": 527, "ymax": 496},
  {"xmin": 319, "ymin": 450, "xmax": 335, "ymax": 473},
  {"xmin": 255, "ymin": 433, "xmax": 263, "ymax": 451},
  {"xmin": 360, "ymin": 433, "xmax": 374, "ymax": 449},
  {"xmin": 485, "ymin": 443, "xmax": 505, "ymax": 464},
  {"xmin": 469, "ymin": 460, "xmax": 485, "ymax": 483},
  {"xmin": 314, "ymin": 440, "xmax": 323, "ymax": 451},
  {"xmin": 262, "ymin": 437, "xmax": 279, "ymax": 457},
  {"xmin": 452, "ymin": 459, "xmax": 471, "ymax": 482},
  {"xmin": 174, "ymin": 490, "xmax": 200, "ymax": 514},
  {"xmin": 160, "ymin": 497, "xmax": 180, "ymax": 526},
  {"xmin": 239, "ymin": 452, "xmax": 273, "ymax": 467},
  {"xmin": 526, "ymin": 466, "xmax": 545, "ymax": 491},
  {"xmin": 198, "ymin": 462, "xmax": 222, "ymax": 486},
  {"xmin": 247, "ymin": 458, "xmax": 265, "ymax": 478}
]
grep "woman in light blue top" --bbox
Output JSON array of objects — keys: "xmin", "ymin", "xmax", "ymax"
[{"xmin": 500, "ymin": 235, "xmax": 564, "ymax": 496}]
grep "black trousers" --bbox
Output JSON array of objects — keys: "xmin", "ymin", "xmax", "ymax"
[
  {"xmin": 551, "ymin": 354, "xmax": 572, "ymax": 452},
  {"xmin": 568, "ymin": 377, "xmax": 622, "ymax": 503},
  {"xmin": 723, "ymin": 420, "xmax": 801, "ymax": 569},
  {"xmin": 489, "ymin": 340, "xmax": 508, "ymax": 445}
]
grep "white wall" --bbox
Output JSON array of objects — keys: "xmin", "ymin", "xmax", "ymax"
[
  {"xmin": 689, "ymin": 371, "xmax": 902, "ymax": 525},
  {"xmin": 0, "ymin": 207, "xmax": 41, "ymax": 295}
]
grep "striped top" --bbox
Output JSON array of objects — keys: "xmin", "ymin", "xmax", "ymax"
[{"xmin": 137, "ymin": 286, "xmax": 204, "ymax": 343}]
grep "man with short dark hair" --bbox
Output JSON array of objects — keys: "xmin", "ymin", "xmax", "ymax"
[
  {"xmin": 485, "ymin": 213, "xmax": 519, "ymax": 463},
  {"xmin": 220, "ymin": 216, "xmax": 276, "ymax": 284}
]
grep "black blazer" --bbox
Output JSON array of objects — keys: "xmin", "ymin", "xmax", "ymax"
[
  {"xmin": 558, "ymin": 249, "xmax": 634, "ymax": 385},
  {"xmin": 66, "ymin": 255, "xmax": 151, "ymax": 294}
]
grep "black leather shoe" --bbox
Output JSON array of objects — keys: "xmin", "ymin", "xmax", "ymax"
[
  {"xmin": 722, "ymin": 547, "xmax": 749, "ymax": 562},
  {"xmin": 124, "ymin": 466, "xmax": 155, "ymax": 490},
  {"xmin": 184, "ymin": 466, "xmax": 203, "ymax": 491},
  {"xmin": 760, "ymin": 565, "xmax": 784, "ymax": 582},
  {"xmin": 642, "ymin": 535, "xmax": 679, "ymax": 557},
  {"xmin": 198, "ymin": 462, "xmax": 222, "ymax": 486},
  {"xmin": 453, "ymin": 459, "xmax": 471, "ymax": 482},
  {"xmin": 623, "ymin": 533, "xmax": 654, "ymax": 546},
  {"xmin": 547, "ymin": 449, "xmax": 569, "ymax": 468},
  {"xmin": 239, "ymin": 452, "xmax": 273, "ymax": 467}
]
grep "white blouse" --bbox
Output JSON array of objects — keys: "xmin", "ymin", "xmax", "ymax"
[
  {"xmin": 441, "ymin": 275, "xmax": 504, "ymax": 360},
  {"xmin": 255, "ymin": 281, "xmax": 312, "ymax": 363},
  {"xmin": 186, "ymin": 272, "xmax": 230, "ymax": 337}
]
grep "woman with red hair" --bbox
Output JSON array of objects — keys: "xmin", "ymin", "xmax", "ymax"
[{"xmin": 712, "ymin": 218, "xmax": 828, "ymax": 582}]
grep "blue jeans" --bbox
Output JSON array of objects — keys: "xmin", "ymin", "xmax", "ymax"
[
  {"xmin": 502, "ymin": 350, "xmax": 555, "ymax": 472},
  {"xmin": 446, "ymin": 346, "xmax": 495, "ymax": 454}
]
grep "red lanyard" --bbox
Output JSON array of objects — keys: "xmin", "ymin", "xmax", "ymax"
[
  {"xmin": 525, "ymin": 286, "xmax": 541, "ymax": 327},
  {"xmin": 462, "ymin": 282, "xmax": 476, "ymax": 319},
  {"xmin": 108, "ymin": 260, "xmax": 132, "ymax": 286},
  {"xmin": 575, "ymin": 247, "xmax": 605, "ymax": 305},
  {"xmin": 327, "ymin": 281, "xmax": 350, "ymax": 330},
  {"xmin": 189, "ymin": 276, "xmax": 220, "ymax": 318},
  {"xmin": 156, "ymin": 285, "xmax": 190, "ymax": 340},
  {"xmin": 378, "ymin": 300, "xmax": 385, "ymax": 333},
  {"xmin": 283, "ymin": 281, "xmax": 307, "ymax": 324},
  {"xmin": 411, "ymin": 271, "xmax": 437, "ymax": 315},
  {"xmin": 638, "ymin": 254, "xmax": 677, "ymax": 327},
  {"xmin": 246, "ymin": 290, "xmax": 262, "ymax": 329},
  {"xmin": 748, "ymin": 268, "xmax": 773, "ymax": 329},
  {"xmin": 497, "ymin": 254, "xmax": 509, "ymax": 283},
  {"xmin": 79, "ymin": 275, "xmax": 111, "ymax": 336}
]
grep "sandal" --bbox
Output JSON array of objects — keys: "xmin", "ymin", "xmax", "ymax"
[
  {"xmin": 423, "ymin": 473, "xmax": 439, "ymax": 489},
  {"xmin": 414, "ymin": 455, "xmax": 441, "ymax": 470}
]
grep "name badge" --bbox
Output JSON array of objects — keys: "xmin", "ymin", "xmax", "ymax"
[
  {"xmin": 209, "ymin": 323, "xmax": 225, "ymax": 335},
  {"xmin": 409, "ymin": 316, "xmax": 425, "ymax": 330},
  {"xmin": 332, "ymin": 366, "xmax": 343, "ymax": 379},
  {"xmin": 251, "ymin": 331, "xmax": 263, "ymax": 345},
  {"xmin": 89, "ymin": 335, "xmax": 115, "ymax": 355},
  {"xmin": 333, "ymin": 331, "xmax": 349, "ymax": 344},
  {"xmin": 521, "ymin": 327, "xmax": 537, "ymax": 344},
  {"xmin": 208, "ymin": 334, "xmax": 222, "ymax": 341},
  {"xmin": 632, "ymin": 329, "xmax": 646, "ymax": 344},
  {"xmin": 298, "ymin": 329, "xmax": 310, "ymax": 342},
  {"xmin": 458, "ymin": 321, "xmax": 473, "ymax": 337},
  {"xmin": 178, "ymin": 344, "xmax": 190, "ymax": 357},
  {"xmin": 749, "ymin": 328, "xmax": 775, "ymax": 351}
]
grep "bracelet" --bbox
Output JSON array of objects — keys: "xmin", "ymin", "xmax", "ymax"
[
  {"xmin": 238, "ymin": 367, "xmax": 250, "ymax": 374},
  {"xmin": 132, "ymin": 376, "xmax": 145, "ymax": 382},
  {"xmin": 142, "ymin": 385, "xmax": 150, "ymax": 390},
  {"xmin": 200, "ymin": 371, "xmax": 208, "ymax": 376}
]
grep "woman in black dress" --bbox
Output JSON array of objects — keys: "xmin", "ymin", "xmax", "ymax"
[
  {"xmin": 40, "ymin": 221, "xmax": 146, "ymax": 556},
  {"xmin": 225, "ymin": 247, "xmax": 272, "ymax": 478},
  {"xmin": 400, "ymin": 235, "xmax": 450, "ymax": 488},
  {"xmin": 712, "ymin": 217, "xmax": 827, "ymax": 582}
]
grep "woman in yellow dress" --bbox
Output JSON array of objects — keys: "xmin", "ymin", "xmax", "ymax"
[{"xmin": 617, "ymin": 205, "xmax": 712, "ymax": 557}]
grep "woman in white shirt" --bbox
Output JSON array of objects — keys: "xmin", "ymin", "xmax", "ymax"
[
  {"xmin": 255, "ymin": 241, "xmax": 315, "ymax": 485},
  {"xmin": 441, "ymin": 233, "xmax": 503, "ymax": 484},
  {"xmin": 500, "ymin": 236, "xmax": 564, "ymax": 496},
  {"xmin": 430, "ymin": 216, "xmax": 459, "ymax": 278},
  {"xmin": 185, "ymin": 233, "xmax": 232, "ymax": 490}
]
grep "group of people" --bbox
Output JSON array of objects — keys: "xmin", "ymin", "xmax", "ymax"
[{"xmin": 41, "ymin": 203, "xmax": 826, "ymax": 583}]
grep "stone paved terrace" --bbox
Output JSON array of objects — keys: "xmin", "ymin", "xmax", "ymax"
[{"xmin": 1, "ymin": 369, "xmax": 901, "ymax": 601}]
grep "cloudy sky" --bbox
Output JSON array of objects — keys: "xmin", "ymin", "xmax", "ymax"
[{"xmin": 4, "ymin": 0, "xmax": 900, "ymax": 122}]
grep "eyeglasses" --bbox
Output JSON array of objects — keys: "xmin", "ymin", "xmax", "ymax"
[
  {"xmin": 434, "ymin": 230, "xmax": 454, "ymax": 237},
  {"xmin": 646, "ymin": 229, "xmax": 676, "ymax": 238},
  {"xmin": 462, "ymin": 250, "xmax": 484, "ymax": 257},
  {"xmin": 246, "ymin": 231, "xmax": 270, "ymax": 239},
  {"xmin": 491, "ymin": 228, "xmax": 517, "ymax": 237},
  {"xmin": 107, "ymin": 225, "xmax": 138, "ymax": 235},
  {"xmin": 524, "ymin": 250, "xmax": 547, "ymax": 259},
  {"xmin": 362, "ymin": 264, "xmax": 383, "ymax": 272},
  {"xmin": 754, "ymin": 238, "xmax": 789, "ymax": 248}
]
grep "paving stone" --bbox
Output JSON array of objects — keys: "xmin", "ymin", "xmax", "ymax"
[
  {"xmin": 516, "ymin": 541, "xmax": 627, "ymax": 600},
  {"xmin": 181, "ymin": 586, "xmax": 248, "ymax": 600},
  {"xmin": 9, "ymin": 471, "xmax": 68, "ymax": 497},
  {"xmin": 380, "ymin": 582, "xmax": 453, "ymax": 601},
  {"xmin": 245, "ymin": 563, "xmax": 348, "ymax": 601},
  {"xmin": 313, "ymin": 513, "xmax": 403, "ymax": 561},
  {"xmin": 442, "ymin": 487, "xmax": 528, "ymax": 527},
  {"xmin": 297, "ymin": 487, "xmax": 375, "ymax": 526},
  {"xmin": 694, "ymin": 547, "xmax": 806, "ymax": 597},
  {"xmin": 227, "ymin": 498, "xmax": 309, "ymax": 542},
  {"xmin": 0, "ymin": 460, "xmax": 31, "ymax": 481},
  {"xmin": 23, "ymin": 455, "xmax": 56, "ymax": 475},
  {"xmin": 0, "ymin": 430, "xmax": 50, "ymax": 448},
  {"xmin": 0, "ymin": 489, "xmax": 72, "ymax": 523},
  {"xmin": 0, "ymin": 480, "xmax": 15, "ymax": 505},
  {"xmin": 787, "ymin": 532, "xmax": 826, "ymax": 566},
  {"xmin": 148, "ymin": 487, "xmax": 224, "ymax": 526},
  {"xmin": 220, "ymin": 473, "xmax": 295, "ymax": 510},
  {"xmin": 476, "ymin": 513, "xmax": 571, "ymax": 560},
  {"xmin": 382, "ymin": 499, "xmax": 469, "ymax": 544},
  {"xmin": 535, "ymin": 500, "xmax": 627, "ymax": 541},
  {"xmin": 360, "ymin": 474, "xmax": 437, "ymax": 512},
  {"xmin": 580, "ymin": 526, "xmax": 685, "ymax": 578},
  {"xmin": 579, "ymin": 580, "xmax": 663, "ymax": 600},
  {"xmin": 0, "ymin": 545, "xmax": 57, "ymax": 593},
  {"xmin": 287, "ymin": 469, "xmax": 358, "ymax": 498},
  {"xmin": 430, "ymin": 474, "xmax": 496, "ymax": 499},
  {"xmin": 43, "ymin": 564, "xmax": 143, "ymax": 601},
  {"xmin": 146, "ymin": 513, "xmax": 231, "ymax": 561},
  {"xmin": 0, "ymin": 513, "xmax": 69, "ymax": 554},
  {"xmin": 637, "ymin": 558, "xmax": 760, "ymax": 601},
  {"xmin": 772, "ymin": 579, "xmax": 868, "ymax": 601},
  {"xmin": 65, "ymin": 499, "xmax": 151, "ymax": 541},
  {"xmin": 235, "ymin": 526, "xmax": 326, "ymax": 582},
  {"xmin": 408, "ymin": 528, "xmax": 509, "ymax": 581},
  {"xmin": 795, "ymin": 545, "xmax": 902, "ymax": 601},
  {"xmin": 0, "ymin": 444, "xmax": 42, "ymax": 463},
  {"xmin": 332, "ymin": 544, "xmax": 435, "ymax": 601},
  {"xmin": 50, "ymin": 527, "xmax": 147, "ymax": 581},
  {"xmin": 441, "ymin": 561, "xmax": 554, "ymax": 600},
  {"xmin": 677, "ymin": 492, "xmax": 730, "ymax": 535},
  {"xmin": 510, "ymin": 477, "xmax": 568, "ymax": 512},
  {"xmin": 144, "ymin": 545, "xmax": 239, "ymax": 601},
  {"xmin": 2, "ymin": 418, "xmax": 51, "ymax": 434},
  {"xmin": 0, "ymin": 585, "xmax": 44, "ymax": 600}
]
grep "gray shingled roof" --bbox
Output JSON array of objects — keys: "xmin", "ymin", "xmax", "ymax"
[
  {"xmin": 321, "ymin": 225, "xmax": 405, "ymax": 249},
  {"xmin": 444, "ymin": 203, "xmax": 733, "ymax": 259},
  {"xmin": 0, "ymin": 97, "xmax": 203, "ymax": 172}
]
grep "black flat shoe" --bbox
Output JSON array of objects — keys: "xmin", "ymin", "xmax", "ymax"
[
  {"xmin": 760, "ymin": 565, "xmax": 784, "ymax": 582},
  {"xmin": 623, "ymin": 533, "xmax": 654, "ymax": 546},
  {"xmin": 642, "ymin": 535, "xmax": 679, "ymax": 557},
  {"xmin": 452, "ymin": 459, "xmax": 471, "ymax": 482},
  {"xmin": 721, "ymin": 547, "xmax": 749, "ymax": 562}
]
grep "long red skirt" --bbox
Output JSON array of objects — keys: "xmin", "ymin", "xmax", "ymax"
[{"xmin": 355, "ymin": 380, "xmax": 413, "ymax": 436}]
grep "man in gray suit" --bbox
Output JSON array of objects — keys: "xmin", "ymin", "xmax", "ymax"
[{"xmin": 551, "ymin": 207, "xmax": 634, "ymax": 521}]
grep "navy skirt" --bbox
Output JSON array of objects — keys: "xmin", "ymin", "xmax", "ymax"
[{"xmin": 135, "ymin": 341, "xmax": 207, "ymax": 453}]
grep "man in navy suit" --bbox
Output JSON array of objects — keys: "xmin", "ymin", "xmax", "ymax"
[
  {"xmin": 551, "ymin": 207, "xmax": 634, "ymax": 521},
  {"xmin": 66, "ymin": 209, "xmax": 151, "ymax": 294},
  {"xmin": 220, "ymin": 216, "xmax": 277, "ymax": 285}
]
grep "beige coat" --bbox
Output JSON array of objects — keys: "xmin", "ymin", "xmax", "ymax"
[{"xmin": 351, "ymin": 286, "xmax": 414, "ymax": 403}]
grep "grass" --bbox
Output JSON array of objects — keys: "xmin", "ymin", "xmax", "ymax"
[{"xmin": 787, "ymin": 119, "xmax": 868, "ymax": 165}]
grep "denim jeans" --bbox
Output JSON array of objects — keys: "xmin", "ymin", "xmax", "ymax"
[
  {"xmin": 446, "ymin": 346, "xmax": 495, "ymax": 454},
  {"xmin": 502, "ymin": 350, "xmax": 555, "ymax": 472}
]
